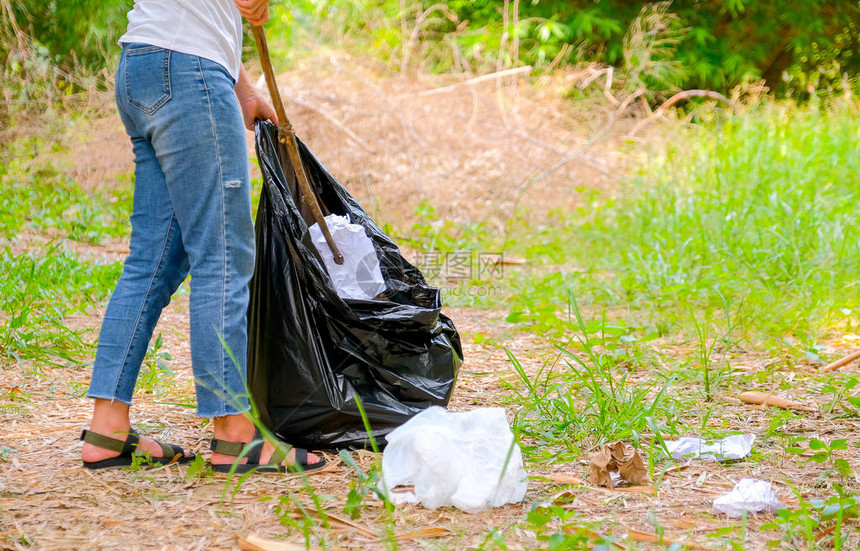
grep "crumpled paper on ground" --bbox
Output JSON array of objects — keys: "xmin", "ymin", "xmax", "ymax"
[
  {"xmin": 587, "ymin": 441, "xmax": 651, "ymax": 488},
  {"xmin": 381, "ymin": 406, "xmax": 528, "ymax": 513},
  {"xmin": 713, "ymin": 478, "xmax": 784, "ymax": 517},
  {"xmin": 309, "ymin": 214, "xmax": 386, "ymax": 301},
  {"xmin": 665, "ymin": 434, "xmax": 755, "ymax": 462}
]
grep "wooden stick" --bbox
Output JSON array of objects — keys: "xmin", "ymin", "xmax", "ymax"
[
  {"xmin": 822, "ymin": 350, "xmax": 860, "ymax": 372},
  {"xmin": 395, "ymin": 527, "xmax": 451, "ymax": 541},
  {"xmin": 251, "ymin": 26, "xmax": 344, "ymax": 265},
  {"xmin": 652, "ymin": 89, "xmax": 734, "ymax": 113}
]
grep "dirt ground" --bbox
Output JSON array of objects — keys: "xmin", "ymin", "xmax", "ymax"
[
  {"xmin": 2, "ymin": 55, "xmax": 859, "ymax": 550},
  {"xmin": 52, "ymin": 53, "xmax": 628, "ymax": 229}
]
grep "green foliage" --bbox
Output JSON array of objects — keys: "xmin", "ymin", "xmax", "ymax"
[
  {"xmin": 0, "ymin": 0, "xmax": 128, "ymax": 125},
  {"xmin": 525, "ymin": 506, "xmax": 617, "ymax": 549},
  {"xmin": 138, "ymin": 333, "xmax": 175, "ymax": 396},
  {"xmin": 3, "ymin": 0, "xmax": 857, "ymax": 128},
  {"xmin": 762, "ymin": 487, "xmax": 860, "ymax": 550},
  {"xmin": 0, "ymin": 136, "xmax": 130, "ymax": 366},
  {"xmin": 691, "ymin": 301, "xmax": 739, "ymax": 402},
  {"xmin": 396, "ymin": 201, "xmax": 494, "ymax": 254},
  {"xmin": 310, "ymin": 0, "xmax": 860, "ymax": 95},
  {"xmin": 599, "ymin": 104, "xmax": 859, "ymax": 338},
  {"xmin": 0, "ymin": 243, "xmax": 121, "ymax": 363},
  {"xmin": 821, "ymin": 374, "xmax": 860, "ymax": 416},
  {"xmin": 0, "ymin": 446, "xmax": 17, "ymax": 461},
  {"xmin": 3, "ymin": 0, "xmax": 129, "ymax": 71},
  {"xmin": 338, "ymin": 450, "xmax": 392, "ymax": 520},
  {"xmin": 788, "ymin": 437, "xmax": 855, "ymax": 485}
]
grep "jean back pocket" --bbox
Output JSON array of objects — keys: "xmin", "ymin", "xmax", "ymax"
[{"xmin": 124, "ymin": 45, "xmax": 172, "ymax": 115}]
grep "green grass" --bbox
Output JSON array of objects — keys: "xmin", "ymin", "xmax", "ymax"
[
  {"xmin": 0, "ymin": 137, "xmax": 131, "ymax": 364},
  {"xmin": 406, "ymin": 104, "xmax": 860, "ymax": 505},
  {"xmin": 0, "ymin": 139, "xmax": 132, "ymax": 244},
  {"xmin": 0, "ymin": 243, "xmax": 122, "ymax": 363},
  {"xmin": 505, "ymin": 295, "xmax": 679, "ymax": 460},
  {"xmin": 579, "ymin": 104, "xmax": 859, "ymax": 342},
  {"xmin": 415, "ymin": 103, "xmax": 860, "ymax": 349}
]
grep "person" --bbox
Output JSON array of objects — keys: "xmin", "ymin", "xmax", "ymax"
[{"xmin": 80, "ymin": 0, "xmax": 324, "ymax": 473}]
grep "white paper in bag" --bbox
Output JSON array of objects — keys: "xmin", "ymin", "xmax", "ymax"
[{"xmin": 308, "ymin": 214, "xmax": 386, "ymax": 301}]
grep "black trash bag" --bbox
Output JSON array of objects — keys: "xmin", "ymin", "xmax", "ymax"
[{"xmin": 247, "ymin": 121, "xmax": 463, "ymax": 450}]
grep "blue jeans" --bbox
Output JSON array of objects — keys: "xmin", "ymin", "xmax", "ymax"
[{"xmin": 87, "ymin": 44, "xmax": 254, "ymax": 417}]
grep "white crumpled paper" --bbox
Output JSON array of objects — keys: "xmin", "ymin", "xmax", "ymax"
[
  {"xmin": 308, "ymin": 214, "xmax": 386, "ymax": 301},
  {"xmin": 665, "ymin": 434, "xmax": 755, "ymax": 462},
  {"xmin": 714, "ymin": 478, "xmax": 784, "ymax": 517},
  {"xmin": 382, "ymin": 406, "xmax": 528, "ymax": 513}
]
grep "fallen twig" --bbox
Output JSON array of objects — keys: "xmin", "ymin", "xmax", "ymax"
[
  {"xmin": 396, "ymin": 527, "xmax": 451, "ymax": 541},
  {"xmin": 307, "ymin": 508, "xmax": 377, "ymax": 539},
  {"xmin": 738, "ymin": 391, "xmax": 816, "ymax": 412},
  {"xmin": 238, "ymin": 533, "xmax": 318, "ymax": 551},
  {"xmin": 402, "ymin": 66, "xmax": 533, "ymax": 98},
  {"xmin": 626, "ymin": 89, "xmax": 735, "ymax": 137},
  {"xmin": 289, "ymin": 97, "xmax": 375, "ymax": 154},
  {"xmin": 251, "ymin": 76, "xmax": 374, "ymax": 154},
  {"xmin": 822, "ymin": 350, "xmax": 860, "ymax": 372},
  {"xmin": 627, "ymin": 528, "xmax": 722, "ymax": 551}
]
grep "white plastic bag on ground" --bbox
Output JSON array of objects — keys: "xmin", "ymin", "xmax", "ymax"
[
  {"xmin": 308, "ymin": 214, "xmax": 386, "ymax": 301},
  {"xmin": 713, "ymin": 478, "xmax": 784, "ymax": 518},
  {"xmin": 665, "ymin": 434, "xmax": 755, "ymax": 462},
  {"xmin": 382, "ymin": 406, "xmax": 528, "ymax": 513}
]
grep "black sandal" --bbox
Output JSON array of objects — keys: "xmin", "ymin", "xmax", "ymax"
[
  {"xmin": 80, "ymin": 428, "xmax": 195, "ymax": 470},
  {"xmin": 210, "ymin": 428, "xmax": 326, "ymax": 474}
]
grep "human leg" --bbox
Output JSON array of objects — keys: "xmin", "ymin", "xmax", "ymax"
[
  {"xmin": 85, "ymin": 45, "xmax": 319, "ymax": 469},
  {"xmin": 91, "ymin": 47, "xmax": 254, "ymax": 417},
  {"xmin": 135, "ymin": 54, "xmax": 255, "ymax": 416},
  {"xmin": 83, "ymin": 46, "xmax": 195, "ymax": 463}
]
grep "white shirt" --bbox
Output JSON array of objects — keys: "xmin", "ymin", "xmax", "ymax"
[{"xmin": 120, "ymin": 0, "xmax": 243, "ymax": 81}]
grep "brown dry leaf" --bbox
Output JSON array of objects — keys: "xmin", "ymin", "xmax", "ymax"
[
  {"xmin": 587, "ymin": 445, "xmax": 615, "ymax": 488},
  {"xmin": 587, "ymin": 442, "xmax": 651, "ymax": 488},
  {"xmin": 616, "ymin": 449, "xmax": 650, "ymax": 486}
]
